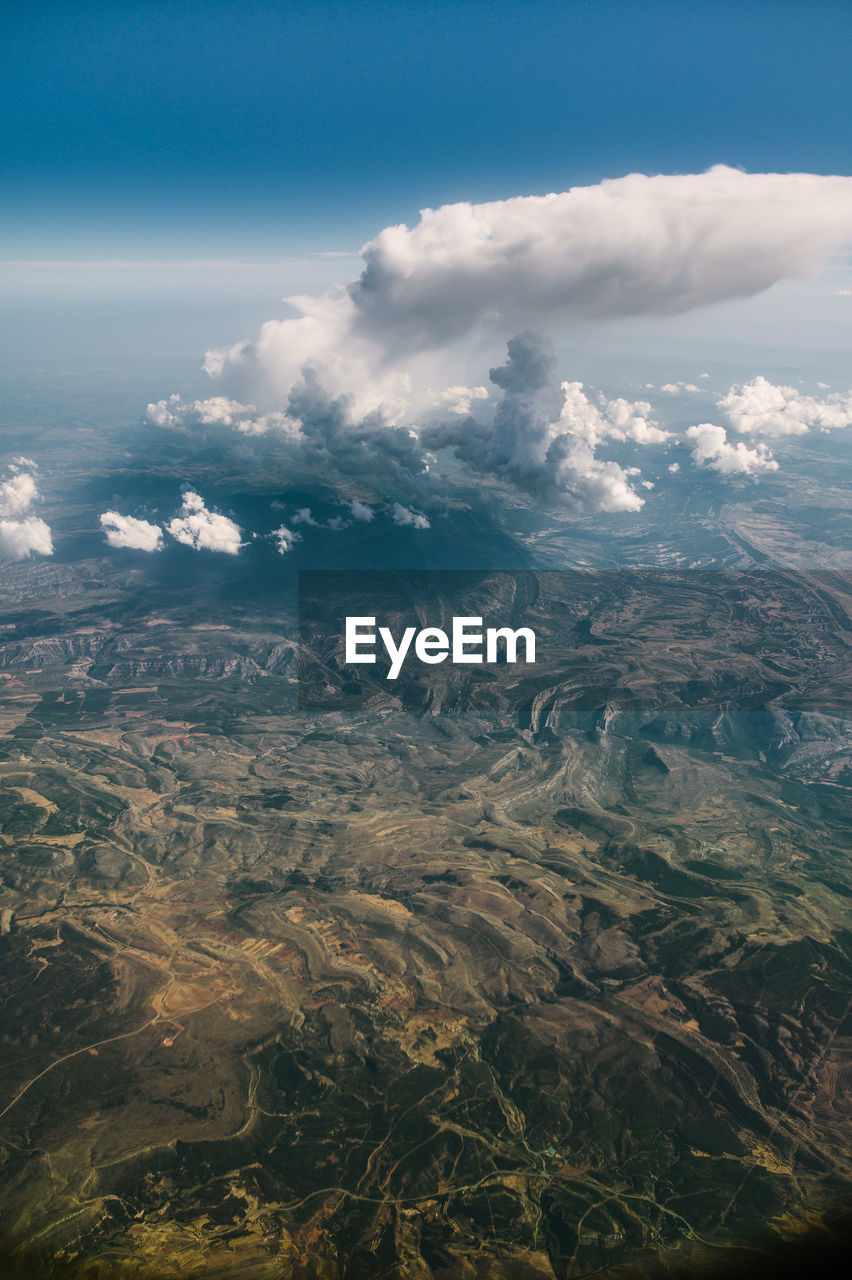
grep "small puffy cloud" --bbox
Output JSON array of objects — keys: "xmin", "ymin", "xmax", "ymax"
[
  {"xmin": 686, "ymin": 424, "xmax": 778, "ymax": 475},
  {"xmin": 0, "ymin": 517, "xmax": 53, "ymax": 560},
  {"xmin": 699, "ymin": 373, "xmax": 710, "ymax": 379},
  {"xmin": 283, "ymin": 505, "xmax": 364, "ymax": 532},
  {"xmin": 99, "ymin": 511, "xmax": 163, "ymax": 552},
  {"xmin": 0, "ymin": 471, "xmax": 39, "ymax": 518},
  {"xmin": 719, "ymin": 376, "xmax": 852, "ymax": 436},
  {"xmin": 291, "ymin": 507, "xmax": 318, "ymax": 526},
  {"xmin": 392, "ymin": 503, "xmax": 430, "ymax": 529},
  {"xmin": 166, "ymin": 491, "xmax": 243, "ymax": 554},
  {"xmin": 272, "ymin": 524, "xmax": 301, "ymax": 554},
  {"xmin": 144, "ymin": 399, "xmax": 173, "ymax": 428},
  {"xmin": 348, "ymin": 499, "xmax": 374, "ymax": 522},
  {"xmin": 834, "ymin": 289, "xmax": 852, "ymax": 297},
  {"xmin": 0, "ymin": 465, "xmax": 53, "ymax": 560},
  {"xmin": 668, "ymin": 462, "xmax": 681, "ymax": 473},
  {"xmin": 659, "ymin": 380, "xmax": 700, "ymax": 394}
]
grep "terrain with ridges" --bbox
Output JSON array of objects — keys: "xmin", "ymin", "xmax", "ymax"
[{"xmin": 0, "ymin": 569, "xmax": 849, "ymax": 1277}]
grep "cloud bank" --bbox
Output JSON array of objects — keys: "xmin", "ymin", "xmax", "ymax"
[{"xmin": 146, "ymin": 394, "xmax": 295, "ymax": 438}]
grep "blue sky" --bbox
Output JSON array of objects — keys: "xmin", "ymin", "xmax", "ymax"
[{"xmin": 3, "ymin": 0, "xmax": 852, "ymax": 257}]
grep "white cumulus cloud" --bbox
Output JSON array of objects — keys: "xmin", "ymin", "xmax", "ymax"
[
  {"xmin": 660, "ymin": 381, "xmax": 701, "ymax": 395},
  {"xmin": 348, "ymin": 499, "xmax": 374, "ymax": 522},
  {"xmin": 166, "ymin": 492, "xmax": 243, "ymax": 554},
  {"xmin": 686, "ymin": 424, "xmax": 779, "ymax": 475},
  {"xmin": 99, "ymin": 511, "xmax": 164, "ymax": 552},
  {"xmin": 0, "ymin": 516, "xmax": 53, "ymax": 560},
  {"xmin": 718, "ymin": 376, "xmax": 852, "ymax": 436},
  {"xmin": 559, "ymin": 383, "xmax": 669, "ymax": 446},
  {"xmin": 146, "ymin": 393, "xmax": 295, "ymax": 437},
  {"xmin": 0, "ymin": 472, "xmax": 39, "ymax": 517},
  {"xmin": 0, "ymin": 465, "xmax": 53, "ymax": 560}
]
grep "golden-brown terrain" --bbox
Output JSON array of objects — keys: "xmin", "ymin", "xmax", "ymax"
[{"xmin": 0, "ymin": 569, "xmax": 850, "ymax": 1277}]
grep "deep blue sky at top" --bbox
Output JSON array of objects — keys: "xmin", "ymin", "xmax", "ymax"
[{"xmin": 3, "ymin": 0, "xmax": 851, "ymax": 257}]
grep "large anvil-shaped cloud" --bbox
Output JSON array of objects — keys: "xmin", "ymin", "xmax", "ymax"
[
  {"xmin": 206, "ymin": 167, "xmax": 852, "ymax": 412},
  {"xmin": 351, "ymin": 167, "xmax": 852, "ymax": 353}
]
